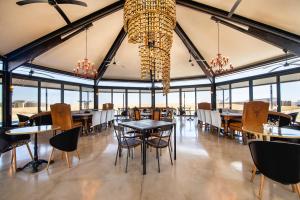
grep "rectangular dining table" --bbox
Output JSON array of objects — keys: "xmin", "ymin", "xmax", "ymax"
[
  {"xmin": 221, "ymin": 112, "xmax": 242, "ymax": 134},
  {"xmin": 118, "ymin": 119, "xmax": 176, "ymax": 175}
]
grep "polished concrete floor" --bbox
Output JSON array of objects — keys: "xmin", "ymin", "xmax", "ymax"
[{"xmin": 0, "ymin": 117, "xmax": 298, "ymax": 200}]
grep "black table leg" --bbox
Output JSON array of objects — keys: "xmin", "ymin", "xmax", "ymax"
[
  {"xmin": 142, "ymin": 130, "xmax": 146, "ymax": 175},
  {"xmin": 174, "ymin": 124, "xmax": 176, "ymax": 160}
]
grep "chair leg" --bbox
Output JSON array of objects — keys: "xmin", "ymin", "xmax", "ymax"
[
  {"xmin": 156, "ymin": 148, "xmax": 160, "ymax": 173},
  {"xmin": 115, "ymin": 146, "xmax": 119, "ymax": 166},
  {"xmin": 295, "ymin": 184, "xmax": 300, "ymax": 198},
  {"xmin": 258, "ymin": 175, "xmax": 265, "ymax": 200},
  {"xmin": 168, "ymin": 145, "xmax": 173, "ymax": 165},
  {"xmin": 76, "ymin": 150, "xmax": 80, "ymax": 160},
  {"xmin": 125, "ymin": 148, "xmax": 129, "ymax": 173},
  {"xmin": 25, "ymin": 143, "xmax": 33, "ymax": 160},
  {"xmin": 13, "ymin": 148, "xmax": 17, "ymax": 170},
  {"xmin": 11, "ymin": 150, "xmax": 14, "ymax": 164},
  {"xmin": 65, "ymin": 152, "xmax": 71, "ymax": 168},
  {"xmin": 47, "ymin": 148, "xmax": 55, "ymax": 170},
  {"xmin": 251, "ymin": 164, "xmax": 257, "ymax": 182}
]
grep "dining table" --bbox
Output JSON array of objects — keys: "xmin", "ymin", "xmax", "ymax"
[
  {"xmin": 5, "ymin": 125, "xmax": 60, "ymax": 173},
  {"xmin": 118, "ymin": 119, "xmax": 176, "ymax": 175},
  {"xmin": 221, "ymin": 112, "xmax": 243, "ymax": 134},
  {"xmin": 72, "ymin": 112, "xmax": 93, "ymax": 135}
]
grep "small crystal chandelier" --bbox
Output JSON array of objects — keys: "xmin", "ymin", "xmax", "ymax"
[
  {"xmin": 124, "ymin": 0, "xmax": 176, "ymax": 95},
  {"xmin": 209, "ymin": 21, "xmax": 233, "ymax": 74},
  {"xmin": 74, "ymin": 28, "xmax": 97, "ymax": 79}
]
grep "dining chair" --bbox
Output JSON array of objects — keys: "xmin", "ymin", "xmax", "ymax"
[
  {"xmin": 268, "ymin": 111, "xmax": 292, "ymax": 127},
  {"xmin": 91, "ymin": 111, "xmax": 101, "ymax": 133},
  {"xmin": 152, "ymin": 109, "xmax": 161, "ymax": 121},
  {"xmin": 17, "ymin": 114, "xmax": 30, "ymax": 127},
  {"xmin": 114, "ymin": 125, "xmax": 142, "ymax": 173},
  {"xmin": 30, "ymin": 111, "xmax": 53, "ymax": 126},
  {"xmin": 134, "ymin": 109, "xmax": 141, "ymax": 121},
  {"xmin": 199, "ymin": 109, "xmax": 206, "ymax": 128},
  {"xmin": 288, "ymin": 112, "xmax": 299, "ymax": 124},
  {"xmin": 204, "ymin": 110, "xmax": 212, "ymax": 130},
  {"xmin": 248, "ymin": 140, "xmax": 300, "ymax": 199},
  {"xmin": 0, "ymin": 128, "xmax": 33, "ymax": 171},
  {"xmin": 210, "ymin": 110, "xmax": 223, "ymax": 135},
  {"xmin": 146, "ymin": 125, "xmax": 173, "ymax": 172},
  {"xmin": 100, "ymin": 110, "xmax": 108, "ymax": 129},
  {"xmin": 47, "ymin": 126, "xmax": 82, "ymax": 169}
]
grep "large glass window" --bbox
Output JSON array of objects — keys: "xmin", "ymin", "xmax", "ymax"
[
  {"xmin": 140, "ymin": 90, "xmax": 151, "ymax": 107},
  {"xmin": 113, "ymin": 89, "xmax": 126, "ymax": 111},
  {"xmin": 155, "ymin": 90, "xmax": 166, "ymax": 107},
  {"xmin": 41, "ymin": 82, "xmax": 61, "ymax": 111},
  {"xmin": 64, "ymin": 85, "xmax": 80, "ymax": 111},
  {"xmin": 280, "ymin": 73, "xmax": 300, "ymax": 122},
  {"xmin": 196, "ymin": 87, "xmax": 211, "ymax": 104},
  {"xmin": 98, "ymin": 89, "xmax": 112, "ymax": 109},
  {"xmin": 82, "ymin": 87, "xmax": 94, "ymax": 110},
  {"xmin": 216, "ymin": 85, "xmax": 230, "ymax": 109},
  {"xmin": 181, "ymin": 88, "xmax": 196, "ymax": 112},
  {"xmin": 231, "ymin": 82, "xmax": 249, "ymax": 110},
  {"xmin": 128, "ymin": 90, "xmax": 140, "ymax": 109},
  {"xmin": 12, "ymin": 79, "xmax": 38, "ymax": 123},
  {"xmin": 167, "ymin": 89, "xmax": 179, "ymax": 111},
  {"xmin": 253, "ymin": 77, "xmax": 277, "ymax": 111}
]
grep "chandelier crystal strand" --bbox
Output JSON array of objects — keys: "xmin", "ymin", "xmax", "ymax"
[
  {"xmin": 209, "ymin": 21, "xmax": 233, "ymax": 74},
  {"xmin": 73, "ymin": 28, "xmax": 98, "ymax": 79},
  {"xmin": 124, "ymin": 0, "xmax": 176, "ymax": 95}
]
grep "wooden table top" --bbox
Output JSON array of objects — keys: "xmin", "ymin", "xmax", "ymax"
[
  {"xmin": 119, "ymin": 119, "xmax": 175, "ymax": 131},
  {"xmin": 5, "ymin": 125, "xmax": 60, "ymax": 135},
  {"xmin": 243, "ymin": 126, "xmax": 300, "ymax": 139}
]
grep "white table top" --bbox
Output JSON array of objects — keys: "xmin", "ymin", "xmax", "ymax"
[{"xmin": 5, "ymin": 125, "xmax": 60, "ymax": 135}]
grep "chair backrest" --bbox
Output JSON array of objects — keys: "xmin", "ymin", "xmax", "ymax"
[
  {"xmin": 200, "ymin": 109, "xmax": 205, "ymax": 123},
  {"xmin": 268, "ymin": 111, "xmax": 292, "ymax": 127},
  {"xmin": 17, "ymin": 114, "xmax": 30, "ymax": 123},
  {"xmin": 100, "ymin": 110, "xmax": 107, "ymax": 124},
  {"xmin": 152, "ymin": 110, "xmax": 161, "ymax": 121},
  {"xmin": 31, "ymin": 111, "xmax": 52, "ymax": 126},
  {"xmin": 204, "ymin": 110, "xmax": 211, "ymax": 125},
  {"xmin": 49, "ymin": 127, "xmax": 81, "ymax": 152},
  {"xmin": 102, "ymin": 103, "xmax": 114, "ymax": 110},
  {"xmin": 248, "ymin": 140, "xmax": 300, "ymax": 185},
  {"xmin": 197, "ymin": 102, "xmax": 211, "ymax": 110},
  {"xmin": 158, "ymin": 125, "xmax": 173, "ymax": 144},
  {"xmin": 211, "ymin": 110, "xmax": 222, "ymax": 128},
  {"xmin": 50, "ymin": 103, "xmax": 73, "ymax": 131},
  {"xmin": 196, "ymin": 109, "xmax": 201, "ymax": 121},
  {"xmin": 242, "ymin": 101, "xmax": 269, "ymax": 132},
  {"xmin": 134, "ymin": 110, "xmax": 141, "ymax": 121},
  {"xmin": 113, "ymin": 125, "xmax": 131, "ymax": 147},
  {"xmin": 92, "ymin": 111, "xmax": 101, "ymax": 127},
  {"xmin": 288, "ymin": 112, "xmax": 298, "ymax": 123}
]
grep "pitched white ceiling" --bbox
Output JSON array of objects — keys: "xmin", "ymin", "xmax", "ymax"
[
  {"xmin": 33, "ymin": 11, "xmax": 123, "ymax": 72},
  {"xmin": 193, "ymin": 0, "xmax": 300, "ymax": 36},
  {"xmin": 103, "ymin": 33, "xmax": 205, "ymax": 80}
]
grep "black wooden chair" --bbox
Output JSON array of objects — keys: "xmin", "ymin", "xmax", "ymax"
[
  {"xmin": 47, "ymin": 127, "xmax": 81, "ymax": 169},
  {"xmin": 268, "ymin": 111, "xmax": 291, "ymax": 127},
  {"xmin": 17, "ymin": 114, "xmax": 30, "ymax": 126},
  {"xmin": 248, "ymin": 140, "xmax": 300, "ymax": 199},
  {"xmin": 0, "ymin": 128, "xmax": 33, "ymax": 171},
  {"xmin": 114, "ymin": 125, "xmax": 142, "ymax": 173},
  {"xmin": 289, "ymin": 112, "xmax": 299, "ymax": 124},
  {"xmin": 31, "ymin": 112, "xmax": 52, "ymax": 126},
  {"xmin": 146, "ymin": 125, "xmax": 173, "ymax": 173}
]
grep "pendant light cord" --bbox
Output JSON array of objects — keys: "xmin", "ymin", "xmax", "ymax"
[
  {"xmin": 85, "ymin": 28, "xmax": 88, "ymax": 59},
  {"xmin": 217, "ymin": 21, "xmax": 220, "ymax": 54}
]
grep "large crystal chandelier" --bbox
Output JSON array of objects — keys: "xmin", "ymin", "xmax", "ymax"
[
  {"xmin": 73, "ymin": 28, "xmax": 98, "ymax": 79},
  {"xmin": 209, "ymin": 21, "xmax": 233, "ymax": 74},
  {"xmin": 124, "ymin": 0, "xmax": 176, "ymax": 94}
]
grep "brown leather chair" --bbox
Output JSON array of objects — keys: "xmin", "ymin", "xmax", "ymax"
[
  {"xmin": 197, "ymin": 102, "xmax": 211, "ymax": 110},
  {"xmin": 102, "ymin": 103, "xmax": 114, "ymax": 110},
  {"xmin": 152, "ymin": 109, "xmax": 161, "ymax": 121},
  {"xmin": 229, "ymin": 101, "xmax": 269, "ymax": 142},
  {"xmin": 50, "ymin": 103, "xmax": 81, "ymax": 131},
  {"xmin": 134, "ymin": 110, "xmax": 141, "ymax": 121}
]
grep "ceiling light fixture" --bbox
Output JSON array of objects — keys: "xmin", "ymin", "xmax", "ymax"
[{"xmin": 124, "ymin": 0, "xmax": 176, "ymax": 95}]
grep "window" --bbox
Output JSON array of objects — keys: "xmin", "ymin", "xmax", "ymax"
[
  {"xmin": 82, "ymin": 87, "xmax": 94, "ymax": 110},
  {"xmin": 196, "ymin": 87, "xmax": 211, "ymax": 105},
  {"xmin": 253, "ymin": 77, "xmax": 277, "ymax": 111},
  {"xmin": 155, "ymin": 90, "xmax": 166, "ymax": 107},
  {"xmin": 113, "ymin": 89, "xmax": 126, "ymax": 110},
  {"xmin": 181, "ymin": 88, "xmax": 196, "ymax": 112},
  {"xmin": 140, "ymin": 90, "xmax": 151, "ymax": 107},
  {"xmin": 280, "ymin": 73, "xmax": 300, "ymax": 122},
  {"xmin": 98, "ymin": 89, "xmax": 112, "ymax": 109},
  {"xmin": 231, "ymin": 82, "xmax": 249, "ymax": 110},
  {"xmin": 167, "ymin": 89, "xmax": 179, "ymax": 111},
  {"xmin": 12, "ymin": 79, "xmax": 38, "ymax": 123},
  {"xmin": 216, "ymin": 85, "xmax": 230, "ymax": 109},
  {"xmin": 64, "ymin": 85, "xmax": 80, "ymax": 111},
  {"xmin": 41, "ymin": 82, "xmax": 61, "ymax": 111},
  {"xmin": 128, "ymin": 90, "xmax": 140, "ymax": 109}
]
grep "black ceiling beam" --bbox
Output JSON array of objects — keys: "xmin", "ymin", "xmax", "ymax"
[
  {"xmin": 96, "ymin": 28, "xmax": 127, "ymax": 84},
  {"xmin": 176, "ymin": 0, "xmax": 300, "ymax": 43},
  {"xmin": 211, "ymin": 16, "xmax": 300, "ymax": 56},
  {"xmin": 5, "ymin": 0, "xmax": 124, "ymax": 72},
  {"xmin": 175, "ymin": 22, "xmax": 213, "ymax": 82},
  {"xmin": 24, "ymin": 63, "xmax": 75, "ymax": 77},
  {"xmin": 7, "ymin": 23, "xmax": 92, "ymax": 72}
]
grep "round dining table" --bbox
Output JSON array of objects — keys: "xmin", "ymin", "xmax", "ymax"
[{"xmin": 6, "ymin": 125, "xmax": 60, "ymax": 173}]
